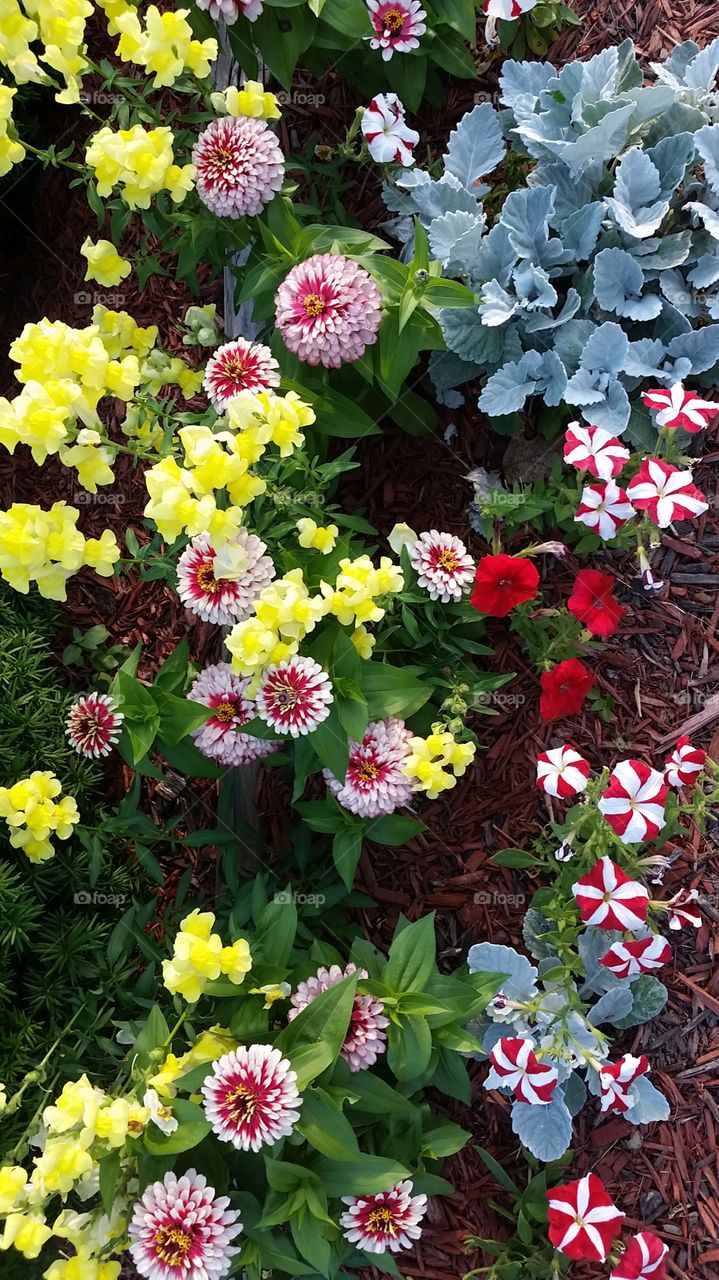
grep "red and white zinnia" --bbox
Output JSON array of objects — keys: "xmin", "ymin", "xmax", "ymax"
[
  {"xmin": 340, "ymin": 1180, "xmax": 428, "ymax": 1253},
  {"xmin": 627, "ymin": 460, "xmax": 708, "ymax": 528},
  {"xmin": 563, "ymin": 423, "xmax": 630, "ymax": 480},
  {"xmin": 536, "ymin": 745, "xmax": 590, "ymax": 798},
  {"xmin": 128, "ymin": 1168, "xmax": 242, "ymax": 1280},
  {"xmin": 546, "ymin": 1173, "xmax": 624, "ymax": 1262},
  {"xmin": 275, "ymin": 253, "xmax": 382, "ymax": 368},
  {"xmin": 361, "ymin": 93, "xmax": 419, "ymax": 166},
  {"xmin": 193, "ymin": 116, "xmax": 284, "ymax": 218},
  {"xmin": 598, "ymin": 760, "xmax": 667, "ymax": 844},
  {"xmin": 572, "ymin": 857, "xmax": 649, "ymax": 930},
  {"xmin": 256, "ymin": 655, "xmax": 333, "ymax": 737},
  {"xmin": 486, "ymin": 1037, "xmax": 558, "ymax": 1105},
  {"xmin": 408, "ymin": 530, "xmax": 475, "ymax": 603},
  {"xmin": 366, "ymin": 0, "xmax": 427, "ymax": 59},
  {"xmin": 201, "ymin": 1044, "xmax": 302, "ymax": 1151}
]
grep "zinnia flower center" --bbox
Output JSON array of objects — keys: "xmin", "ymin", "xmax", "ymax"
[
  {"xmin": 214, "ymin": 700, "xmax": 237, "ymax": 723},
  {"xmin": 197, "ymin": 563, "xmax": 221, "ymax": 593},
  {"xmin": 227, "ymin": 1081, "xmax": 258, "ymax": 1121},
  {"xmin": 436, "ymin": 548, "xmax": 460, "ymax": 572},
  {"xmin": 367, "ymin": 1207, "xmax": 397, "ymax": 1234},
  {"xmin": 154, "ymin": 1226, "xmax": 193, "ymax": 1265},
  {"xmin": 383, "ymin": 8, "xmax": 405, "ymax": 31},
  {"xmin": 303, "ymin": 292, "xmax": 326, "ymax": 318},
  {"xmin": 356, "ymin": 760, "xmax": 380, "ymax": 784},
  {"xmin": 274, "ymin": 687, "xmax": 301, "ymax": 709},
  {"xmin": 224, "ymin": 356, "xmax": 248, "ymax": 379}
]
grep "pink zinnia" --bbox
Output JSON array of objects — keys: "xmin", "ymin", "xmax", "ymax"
[
  {"xmin": 275, "ymin": 253, "xmax": 382, "ymax": 368},
  {"xmin": 193, "ymin": 116, "xmax": 284, "ymax": 218},
  {"xmin": 176, "ymin": 530, "xmax": 275, "ymax": 626},
  {"xmin": 201, "ymin": 1044, "xmax": 302, "ymax": 1151},
  {"xmin": 366, "ymin": 0, "xmax": 427, "ymax": 59},
  {"xmin": 408, "ymin": 530, "xmax": 475, "ymax": 603},
  {"xmin": 128, "ymin": 1168, "xmax": 242, "ymax": 1280},
  {"xmin": 256, "ymin": 655, "xmax": 333, "ymax": 737},
  {"xmin": 196, "ymin": 0, "xmax": 262, "ymax": 21},
  {"xmin": 188, "ymin": 662, "xmax": 277, "ymax": 766},
  {"xmin": 288, "ymin": 963, "xmax": 389, "ymax": 1071},
  {"xmin": 340, "ymin": 1181, "xmax": 427, "ymax": 1253},
  {"xmin": 65, "ymin": 693, "xmax": 124, "ymax": 758},
  {"xmin": 323, "ymin": 717, "xmax": 413, "ymax": 818},
  {"xmin": 203, "ymin": 338, "xmax": 280, "ymax": 410}
]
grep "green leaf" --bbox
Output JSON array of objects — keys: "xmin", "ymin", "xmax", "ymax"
[
  {"xmin": 384, "ymin": 914, "xmax": 437, "ymax": 993},
  {"xmin": 142, "ymin": 1099, "xmax": 211, "ymax": 1155},
  {"xmin": 252, "ymin": 890, "xmax": 297, "ymax": 967},
  {"xmin": 315, "ymin": 1155, "xmax": 411, "ymax": 1197},
  {"xmin": 420, "ymin": 1118, "xmax": 470, "ymax": 1158},
  {"xmin": 153, "ymin": 689, "xmax": 211, "ymax": 745},
  {"xmin": 275, "ymin": 971, "xmax": 357, "ymax": 1064},
  {"xmin": 291, "ymin": 1212, "xmax": 331, "ymax": 1278},
  {"xmin": 332, "ymin": 824, "xmax": 363, "ymax": 891},
  {"xmin": 308, "ymin": 707, "xmax": 348, "ymax": 780},
  {"xmin": 286, "ymin": 1042, "xmax": 336, "ymax": 1091},
  {"xmin": 366, "ymin": 814, "xmax": 425, "ymax": 846},
  {"xmin": 423, "ymin": 277, "xmax": 477, "ymax": 309},
  {"xmin": 154, "ymin": 638, "xmax": 190, "ymax": 694},
  {"xmin": 133, "ymin": 1005, "xmax": 170, "ymax": 1068},
  {"xmin": 475, "ymin": 1146, "xmax": 521, "ymax": 1194},
  {"xmin": 99, "ymin": 1150, "xmax": 121, "ymax": 1217},
  {"xmin": 387, "ymin": 1015, "xmax": 432, "ymax": 1080},
  {"xmin": 296, "ymin": 1087, "xmax": 360, "ymax": 1160},
  {"xmin": 491, "ymin": 847, "xmax": 539, "ymax": 869},
  {"xmin": 361, "ymin": 664, "xmax": 432, "ymax": 719}
]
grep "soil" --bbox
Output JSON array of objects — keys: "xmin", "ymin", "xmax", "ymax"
[{"xmin": 3, "ymin": 5, "xmax": 719, "ymax": 1278}]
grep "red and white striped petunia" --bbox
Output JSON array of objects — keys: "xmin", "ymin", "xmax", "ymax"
[
  {"xmin": 536, "ymin": 745, "xmax": 591, "ymax": 798},
  {"xmin": 626, "ymin": 460, "xmax": 708, "ymax": 529},
  {"xmin": 575, "ymin": 480, "xmax": 635, "ymax": 541},
  {"xmin": 599, "ymin": 1053, "xmax": 650, "ymax": 1114},
  {"xmin": 665, "ymin": 735, "xmax": 706, "ymax": 788},
  {"xmin": 486, "ymin": 1037, "xmax": 559, "ymax": 1106},
  {"xmin": 664, "ymin": 887, "xmax": 701, "ymax": 930},
  {"xmin": 598, "ymin": 760, "xmax": 668, "ymax": 844},
  {"xmin": 572, "ymin": 857, "xmax": 649, "ymax": 930},
  {"xmin": 599, "ymin": 935, "xmax": 672, "ymax": 980},
  {"xmin": 642, "ymin": 383, "xmax": 716, "ymax": 433},
  {"xmin": 610, "ymin": 1231, "xmax": 669, "ymax": 1280},
  {"xmin": 563, "ymin": 423, "xmax": 630, "ymax": 480},
  {"xmin": 546, "ymin": 1173, "xmax": 625, "ymax": 1262}
]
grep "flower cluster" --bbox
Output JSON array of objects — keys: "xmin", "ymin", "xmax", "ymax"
[
  {"xmin": 0, "ymin": 0, "xmax": 92, "ymax": 103},
  {"xmin": 86, "ymin": 124, "xmax": 195, "ymax": 209},
  {"xmin": 114, "ymin": 4, "xmax": 217, "ymax": 87},
  {"xmin": 144, "ymin": 390, "xmax": 314, "ymax": 544},
  {"xmin": 177, "ymin": 529, "xmax": 275, "ymax": 626},
  {"xmin": 226, "ymin": 568, "xmax": 329, "ymax": 679},
  {"xmin": 323, "ymin": 553, "xmax": 404, "ymax": 629},
  {"xmin": 0, "ymin": 311, "xmax": 155, "ymax": 490},
  {"xmin": 403, "ymin": 726, "xmax": 476, "ymax": 798},
  {"xmin": 0, "ymin": 771, "xmax": 79, "ymax": 862},
  {"xmin": 0, "ymin": 502, "xmax": 120, "ymax": 599},
  {"xmin": 162, "ymin": 909, "xmax": 252, "ymax": 1003},
  {"xmin": 324, "ymin": 717, "xmax": 414, "ymax": 817}
]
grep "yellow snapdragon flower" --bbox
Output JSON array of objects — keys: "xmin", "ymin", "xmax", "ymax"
[
  {"xmin": 162, "ymin": 909, "xmax": 252, "ymax": 1003},
  {"xmin": 45, "ymin": 1254, "xmax": 121, "ymax": 1280},
  {"xmin": 351, "ymin": 625, "xmax": 376, "ymax": 659},
  {"xmin": 403, "ymin": 726, "xmax": 476, "ymax": 799},
  {"xmin": 322, "ymin": 554, "xmax": 404, "ymax": 629},
  {"xmin": 0, "ymin": 1213, "xmax": 52, "ymax": 1258},
  {"xmin": 0, "ymin": 502, "xmax": 119, "ymax": 599},
  {"xmin": 0, "ymin": 1166, "xmax": 27, "ymax": 1214},
  {"xmin": 85, "ymin": 124, "xmax": 195, "ymax": 209},
  {"xmin": 0, "ymin": 770, "xmax": 80, "ymax": 862},
  {"xmin": 297, "ymin": 517, "xmax": 338, "ymax": 554},
  {"xmin": 211, "ymin": 81, "xmax": 281, "ymax": 120},
  {"xmin": 81, "ymin": 238, "xmax": 131, "ymax": 288},
  {"xmin": 226, "ymin": 568, "xmax": 329, "ymax": 679},
  {"xmin": 115, "ymin": 5, "xmax": 216, "ymax": 88}
]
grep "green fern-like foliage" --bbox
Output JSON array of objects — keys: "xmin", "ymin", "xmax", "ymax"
[{"xmin": 0, "ymin": 584, "xmax": 141, "ymax": 1142}]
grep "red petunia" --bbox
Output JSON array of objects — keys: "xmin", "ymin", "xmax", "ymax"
[
  {"xmin": 471, "ymin": 554, "xmax": 539, "ymax": 618},
  {"xmin": 610, "ymin": 1231, "xmax": 669, "ymax": 1280},
  {"xmin": 540, "ymin": 658, "xmax": 595, "ymax": 721},
  {"xmin": 568, "ymin": 569, "xmax": 625, "ymax": 638},
  {"xmin": 547, "ymin": 1173, "xmax": 624, "ymax": 1262}
]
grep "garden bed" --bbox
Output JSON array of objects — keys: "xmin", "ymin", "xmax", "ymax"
[{"xmin": 1, "ymin": 3, "xmax": 719, "ymax": 1280}]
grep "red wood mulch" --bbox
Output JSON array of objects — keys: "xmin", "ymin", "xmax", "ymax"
[{"xmin": 3, "ymin": 4, "xmax": 719, "ymax": 1277}]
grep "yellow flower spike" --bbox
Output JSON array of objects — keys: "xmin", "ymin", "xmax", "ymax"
[
  {"xmin": 80, "ymin": 237, "xmax": 131, "ymax": 288},
  {"xmin": 403, "ymin": 728, "xmax": 476, "ymax": 800}
]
